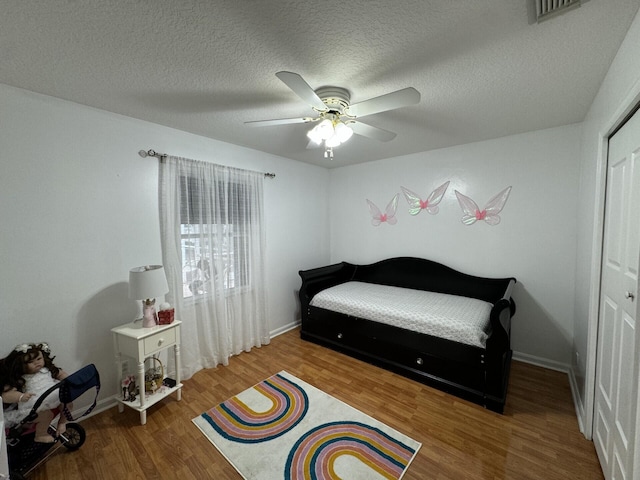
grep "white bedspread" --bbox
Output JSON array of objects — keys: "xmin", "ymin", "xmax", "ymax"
[{"xmin": 310, "ymin": 281, "xmax": 492, "ymax": 348}]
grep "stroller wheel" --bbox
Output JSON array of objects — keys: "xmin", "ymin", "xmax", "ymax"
[{"xmin": 60, "ymin": 423, "xmax": 86, "ymax": 451}]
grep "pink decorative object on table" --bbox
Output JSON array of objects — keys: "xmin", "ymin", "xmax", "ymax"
[{"xmin": 157, "ymin": 302, "xmax": 174, "ymax": 324}]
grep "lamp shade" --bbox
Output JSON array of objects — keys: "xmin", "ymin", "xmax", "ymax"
[{"xmin": 129, "ymin": 265, "xmax": 169, "ymax": 300}]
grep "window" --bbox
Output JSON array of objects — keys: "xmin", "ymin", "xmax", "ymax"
[{"xmin": 178, "ymin": 175, "xmax": 256, "ymax": 299}]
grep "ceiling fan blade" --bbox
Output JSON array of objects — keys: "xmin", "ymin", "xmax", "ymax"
[
  {"xmin": 245, "ymin": 117, "xmax": 315, "ymax": 127},
  {"xmin": 345, "ymin": 87, "xmax": 420, "ymax": 117},
  {"xmin": 276, "ymin": 71, "xmax": 327, "ymax": 111},
  {"xmin": 349, "ymin": 121, "xmax": 397, "ymax": 142}
]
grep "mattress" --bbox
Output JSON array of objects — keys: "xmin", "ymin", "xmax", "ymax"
[{"xmin": 310, "ymin": 281, "xmax": 492, "ymax": 348}]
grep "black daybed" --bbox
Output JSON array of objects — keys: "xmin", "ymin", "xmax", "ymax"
[{"xmin": 298, "ymin": 257, "xmax": 516, "ymax": 413}]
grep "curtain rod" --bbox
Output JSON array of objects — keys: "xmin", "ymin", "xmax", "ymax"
[{"xmin": 138, "ymin": 149, "xmax": 276, "ymax": 178}]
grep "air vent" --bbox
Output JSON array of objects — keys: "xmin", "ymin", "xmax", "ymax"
[{"xmin": 536, "ymin": 0, "xmax": 581, "ymax": 22}]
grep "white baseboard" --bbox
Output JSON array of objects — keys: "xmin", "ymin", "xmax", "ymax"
[
  {"xmin": 512, "ymin": 350, "xmax": 570, "ymax": 373},
  {"xmin": 68, "ymin": 395, "xmax": 117, "ymax": 423},
  {"xmin": 269, "ymin": 320, "xmax": 300, "ymax": 338},
  {"xmin": 567, "ymin": 366, "xmax": 587, "ymax": 436},
  {"xmin": 513, "ymin": 350, "xmax": 587, "ymax": 437}
]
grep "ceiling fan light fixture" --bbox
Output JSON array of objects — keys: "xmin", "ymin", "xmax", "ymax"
[
  {"xmin": 316, "ymin": 118, "xmax": 335, "ymax": 140},
  {"xmin": 334, "ymin": 122, "xmax": 353, "ymax": 143},
  {"xmin": 325, "ymin": 133, "xmax": 342, "ymax": 148},
  {"xmin": 306, "ymin": 128, "xmax": 323, "ymax": 145},
  {"xmin": 307, "ymin": 116, "xmax": 353, "ymax": 152}
]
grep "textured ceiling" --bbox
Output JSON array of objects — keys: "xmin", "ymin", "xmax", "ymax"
[{"xmin": 2, "ymin": 0, "xmax": 639, "ymax": 167}]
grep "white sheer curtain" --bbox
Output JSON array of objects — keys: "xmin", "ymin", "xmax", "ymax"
[{"xmin": 159, "ymin": 156, "xmax": 269, "ymax": 380}]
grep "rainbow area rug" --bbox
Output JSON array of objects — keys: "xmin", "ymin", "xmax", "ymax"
[{"xmin": 192, "ymin": 371, "xmax": 421, "ymax": 479}]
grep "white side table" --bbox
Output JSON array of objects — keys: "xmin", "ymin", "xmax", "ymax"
[{"xmin": 111, "ymin": 320, "xmax": 183, "ymax": 425}]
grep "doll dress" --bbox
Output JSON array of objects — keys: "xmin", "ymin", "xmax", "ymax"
[
  {"xmin": 20, "ymin": 368, "xmax": 61, "ymax": 413},
  {"xmin": 3, "ymin": 403, "xmax": 20, "ymax": 428},
  {"xmin": 3, "ymin": 368, "xmax": 60, "ymax": 427},
  {"xmin": 3, "ymin": 368, "xmax": 61, "ymax": 428}
]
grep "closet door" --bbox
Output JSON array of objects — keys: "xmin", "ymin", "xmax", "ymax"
[{"xmin": 593, "ymin": 107, "xmax": 640, "ymax": 479}]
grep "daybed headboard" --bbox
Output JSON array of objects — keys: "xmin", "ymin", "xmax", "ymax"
[
  {"xmin": 350, "ymin": 257, "xmax": 514, "ymax": 304},
  {"xmin": 299, "ymin": 257, "xmax": 516, "ymax": 313}
]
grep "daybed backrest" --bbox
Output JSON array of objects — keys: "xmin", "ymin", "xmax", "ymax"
[
  {"xmin": 299, "ymin": 261, "xmax": 357, "ymax": 301},
  {"xmin": 351, "ymin": 257, "xmax": 513, "ymax": 304}
]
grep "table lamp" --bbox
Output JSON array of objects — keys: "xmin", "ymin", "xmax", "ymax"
[{"xmin": 129, "ymin": 265, "xmax": 169, "ymax": 328}]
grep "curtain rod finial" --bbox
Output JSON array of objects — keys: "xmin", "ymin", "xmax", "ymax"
[{"xmin": 138, "ymin": 150, "xmax": 148, "ymax": 158}]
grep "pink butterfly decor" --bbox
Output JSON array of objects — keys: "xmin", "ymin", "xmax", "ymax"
[
  {"xmin": 400, "ymin": 181, "xmax": 450, "ymax": 216},
  {"xmin": 454, "ymin": 186, "xmax": 512, "ymax": 226},
  {"xmin": 366, "ymin": 194, "xmax": 399, "ymax": 226}
]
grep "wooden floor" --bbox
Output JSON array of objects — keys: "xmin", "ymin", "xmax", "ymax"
[{"xmin": 26, "ymin": 328, "xmax": 602, "ymax": 479}]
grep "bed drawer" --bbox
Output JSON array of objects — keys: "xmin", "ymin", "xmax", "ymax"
[
  {"xmin": 303, "ymin": 307, "xmax": 486, "ymax": 394},
  {"xmin": 391, "ymin": 345, "xmax": 485, "ymax": 392}
]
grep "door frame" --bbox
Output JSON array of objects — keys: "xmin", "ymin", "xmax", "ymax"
[{"xmin": 585, "ymin": 81, "xmax": 640, "ymax": 442}]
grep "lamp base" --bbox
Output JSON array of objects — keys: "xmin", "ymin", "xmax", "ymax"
[{"xmin": 142, "ymin": 299, "xmax": 157, "ymax": 328}]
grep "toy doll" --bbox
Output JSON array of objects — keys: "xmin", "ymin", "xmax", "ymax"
[{"xmin": 0, "ymin": 342, "xmax": 69, "ymax": 443}]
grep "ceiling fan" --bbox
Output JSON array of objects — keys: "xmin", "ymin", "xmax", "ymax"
[{"xmin": 245, "ymin": 71, "xmax": 421, "ymax": 159}]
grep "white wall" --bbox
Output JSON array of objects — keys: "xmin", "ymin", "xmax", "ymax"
[
  {"xmin": 329, "ymin": 124, "xmax": 582, "ymax": 365},
  {"xmin": 0, "ymin": 84, "xmax": 330, "ymax": 412},
  {"xmin": 573, "ymin": 8, "xmax": 640, "ymax": 433}
]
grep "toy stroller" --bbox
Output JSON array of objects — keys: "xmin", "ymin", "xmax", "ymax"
[{"xmin": 5, "ymin": 364, "xmax": 100, "ymax": 480}]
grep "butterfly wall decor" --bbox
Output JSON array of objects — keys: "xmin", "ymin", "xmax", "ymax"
[
  {"xmin": 400, "ymin": 181, "xmax": 450, "ymax": 216},
  {"xmin": 454, "ymin": 186, "xmax": 512, "ymax": 226},
  {"xmin": 366, "ymin": 194, "xmax": 399, "ymax": 226}
]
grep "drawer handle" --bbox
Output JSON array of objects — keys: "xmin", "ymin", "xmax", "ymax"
[
  {"xmin": 416, "ymin": 357, "xmax": 424, "ymax": 366},
  {"xmin": 157, "ymin": 338, "xmax": 164, "ymax": 346},
  {"xmin": 337, "ymin": 333, "xmax": 343, "ymax": 339}
]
